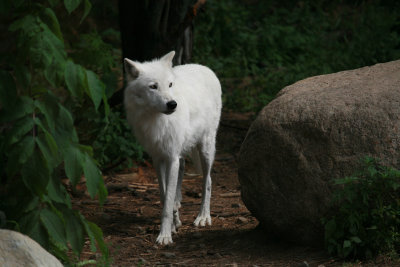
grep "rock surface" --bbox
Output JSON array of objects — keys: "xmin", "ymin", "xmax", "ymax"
[
  {"xmin": 238, "ymin": 60, "xmax": 400, "ymax": 245},
  {"xmin": 0, "ymin": 229, "xmax": 63, "ymax": 267}
]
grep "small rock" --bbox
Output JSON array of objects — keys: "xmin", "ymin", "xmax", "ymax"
[
  {"xmin": 161, "ymin": 252, "xmax": 176, "ymax": 258},
  {"xmin": 0, "ymin": 229, "xmax": 63, "ymax": 267},
  {"xmin": 231, "ymin": 203, "xmax": 241, "ymax": 208},
  {"xmin": 215, "ymin": 252, "xmax": 223, "ymax": 259},
  {"xmin": 236, "ymin": 216, "xmax": 248, "ymax": 224}
]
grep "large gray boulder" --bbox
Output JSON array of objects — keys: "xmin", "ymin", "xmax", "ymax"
[
  {"xmin": 238, "ymin": 60, "xmax": 400, "ymax": 245},
  {"xmin": 0, "ymin": 229, "xmax": 63, "ymax": 267}
]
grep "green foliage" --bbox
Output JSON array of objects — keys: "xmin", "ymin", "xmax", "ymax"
[
  {"xmin": 0, "ymin": 0, "xmax": 110, "ymax": 264},
  {"xmin": 193, "ymin": 0, "xmax": 400, "ymax": 112},
  {"xmin": 89, "ymin": 108, "xmax": 144, "ymax": 171},
  {"xmin": 322, "ymin": 158, "xmax": 400, "ymax": 259}
]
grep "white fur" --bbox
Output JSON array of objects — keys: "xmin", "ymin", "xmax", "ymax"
[{"xmin": 124, "ymin": 51, "xmax": 222, "ymax": 245}]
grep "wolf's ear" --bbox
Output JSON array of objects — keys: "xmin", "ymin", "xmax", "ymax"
[
  {"xmin": 124, "ymin": 58, "xmax": 140, "ymax": 81},
  {"xmin": 160, "ymin": 51, "xmax": 175, "ymax": 68}
]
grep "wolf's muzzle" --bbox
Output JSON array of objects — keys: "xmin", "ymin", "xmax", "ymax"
[{"xmin": 164, "ymin": 100, "xmax": 177, "ymax": 114}]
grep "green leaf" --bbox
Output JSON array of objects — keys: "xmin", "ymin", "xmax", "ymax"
[
  {"xmin": 103, "ymin": 94, "xmax": 110, "ymax": 117},
  {"xmin": 85, "ymin": 70, "xmax": 105, "ymax": 110},
  {"xmin": 56, "ymin": 104, "xmax": 74, "ymax": 132},
  {"xmin": 87, "ymin": 221, "xmax": 108, "ymax": 256},
  {"xmin": 47, "ymin": 173, "xmax": 67, "ymax": 204},
  {"xmin": 80, "ymin": 0, "xmax": 92, "ymax": 24},
  {"xmin": 21, "ymin": 149, "xmax": 50, "ymax": 197},
  {"xmin": 14, "ymin": 64, "xmax": 31, "ymax": 89},
  {"xmin": 0, "ymin": 70, "xmax": 17, "ymax": 110},
  {"xmin": 64, "ymin": 0, "xmax": 82, "ymax": 14},
  {"xmin": 98, "ymin": 181, "xmax": 108, "ymax": 206},
  {"xmin": 34, "ymin": 117, "xmax": 58, "ymax": 157},
  {"xmin": 20, "ymin": 210, "xmax": 50, "ymax": 249},
  {"xmin": 80, "ymin": 215, "xmax": 96, "ymax": 252},
  {"xmin": 26, "ymin": 19, "xmax": 66, "ymax": 71},
  {"xmin": 82, "ymin": 153, "xmax": 103, "ymax": 199},
  {"xmin": 65, "ymin": 60, "xmax": 86, "ymax": 98},
  {"xmin": 9, "ymin": 15, "xmax": 36, "ymax": 32},
  {"xmin": 23, "ymin": 196, "xmax": 40, "ymax": 213},
  {"xmin": 0, "ymin": 96, "xmax": 34, "ymax": 123},
  {"xmin": 41, "ymin": 8, "xmax": 63, "ymax": 41},
  {"xmin": 44, "ymin": 58, "xmax": 66, "ymax": 87},
  {"xmin": 64, "ymin": 145, "xmax": 84, "ymax": 186},
  {"xmin": 65, "ymin": 211, "xmax": 84, "ymax": 254},
  {"xmin": 36, "ymin": 135, "xmax": 61, "ymax": 169},
  {"xmin": 350, "ymin": 236, "xmax": 362, "ymax": 244},
  {"xmin": 5, "ymin": 116, "xmax": 35, "ymax": 146},
  {"xmin": 35, "ymin": 95, "xmax": 59, "ymax": 132},
  {"xmin": 6, "ymin": 136, "xmax": 35, "ymax": 178},
  {"xmin": 79, "ymin": 144, "xmax": 93, "ymax": 156},
  {"xmin": 343, "ymin": 239, "xmax": 352, "ymax": 248},
  {"xmin": 40, "ymin": 208, "xmax": 67, "ymax": 246}
]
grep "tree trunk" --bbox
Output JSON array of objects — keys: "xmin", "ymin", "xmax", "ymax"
[{"xmin": 110, "ymin": 0, "xmax": 204, "ymax": 106}]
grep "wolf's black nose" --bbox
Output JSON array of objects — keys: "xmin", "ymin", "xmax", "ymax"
[{"xmin": 166, "ymin": 100, "xmax": 177, "ymax": 110}]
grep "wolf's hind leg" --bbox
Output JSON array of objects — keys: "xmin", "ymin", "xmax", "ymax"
[{"xmin": 194, "ymin": 136, "xmax": 215, "ymax": 227}]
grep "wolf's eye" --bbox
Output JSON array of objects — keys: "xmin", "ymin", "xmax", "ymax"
[
  {"xmin": 149, "ymin": 84, "xmax": 158, "ymax": 90},
  {"xmin": 169, "ymin": 82, "xmax": 173, "ymax": 88}
]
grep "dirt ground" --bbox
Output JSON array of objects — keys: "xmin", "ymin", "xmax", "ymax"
[{"xmin": 72, "ymin": 112, "xmax": 392, "ymax": 267}]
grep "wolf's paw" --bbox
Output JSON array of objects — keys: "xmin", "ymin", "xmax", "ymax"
[
  {"xmin": 194, "ymin": 214, "xmax": 212, "ymax": 227},
  {"xmin": 156, "ymin": 233, "xmax": 173, "ymax": 245}
]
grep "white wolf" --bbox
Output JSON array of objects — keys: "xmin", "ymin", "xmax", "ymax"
[{"xmin": 123, "ymin": 51, "xmax": 222, "ymax": 245}]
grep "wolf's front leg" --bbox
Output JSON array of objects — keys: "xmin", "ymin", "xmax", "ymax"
[
  {"xmin": 172, "ymin": 158, "xmax": 185, "ymax": 233},
  {"xmin": 154, "ymin": 159, "xmax": 166, "ymax": 203},
  {"xmin": 156, "ymin": 158, "xmax": 179, "ymax": 245}
]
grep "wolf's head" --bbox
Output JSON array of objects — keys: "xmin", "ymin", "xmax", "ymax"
[{"xmin": 124, "ymin": 51, "xmax": 177, "ymax": 115}]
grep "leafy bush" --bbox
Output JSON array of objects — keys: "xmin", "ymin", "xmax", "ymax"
[
  {"xmin": 87, "ymin": 108, "xmax": 144, "ymax": 171},
  {"xmin": 0, "ymin": 0, "xmax": 110, "ymax": 264},
  {"xmin": 193, "ymin": 0, "xmax": 400, "ymax": 112},
  {"xmin": 323, "ymin": 158, "xmax": 400, "ymax": 259}
]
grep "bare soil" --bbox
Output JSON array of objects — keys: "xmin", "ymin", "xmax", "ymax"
[{"xmin": 72, "ymin": 112, "xmax": 392, "ymax": 266}]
